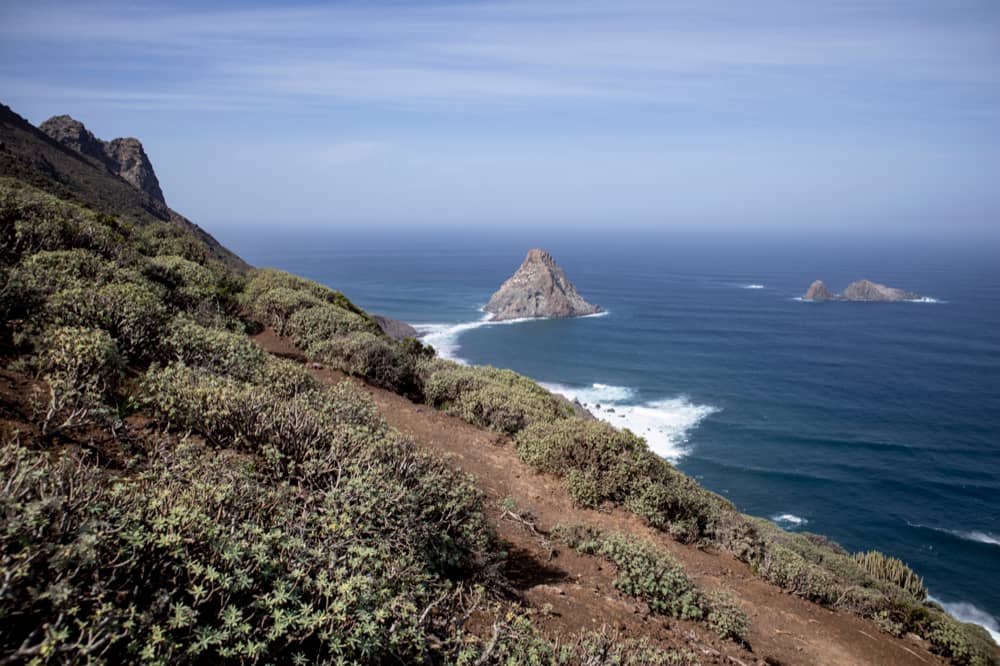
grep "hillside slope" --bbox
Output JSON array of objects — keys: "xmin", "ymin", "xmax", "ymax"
[
  {"xmin": 0, "ymin": 106, "xmax": 996, "ymax": 664},
  {"xmin": 0, "ymin": 103, "xmax": 247, "ymax": 272}
]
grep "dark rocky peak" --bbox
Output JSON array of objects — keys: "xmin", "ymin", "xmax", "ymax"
[
  {"xmin": 40, "ymin": 114, "xmax": 165, "ymax": 204},
  {"xmin": 39, "ymin": 115, "xmax": 107, "ymax": 163}
]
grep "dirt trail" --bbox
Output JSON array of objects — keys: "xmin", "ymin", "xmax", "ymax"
[{"xmin": 255, "ymin": 329, "xmax": 944, "ymax": 666}]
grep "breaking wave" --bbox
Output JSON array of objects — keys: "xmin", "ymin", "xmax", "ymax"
[
  {"xmin": 930, "ymin": 597, "xmax": 1000, "ymax": 644},
  {"xmin": 771, "ymin": 513, "xmax": 809, "ymax": 528},
  {"xmin": 541, "ymin": 382, "xmax": 717, "ymax": 462}
]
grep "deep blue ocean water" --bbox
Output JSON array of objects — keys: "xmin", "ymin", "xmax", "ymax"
[{"xmin": 226, "ymin": 226, "xmax": 1000, "ymax": 639}]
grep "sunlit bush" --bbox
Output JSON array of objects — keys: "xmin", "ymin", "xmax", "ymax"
[
  {"xmin": 287, "ymin": 303, "xmax": 380, "ymax": 349},
  {"xmin": 308, "ymin": 332, "xmax": 419, "ymax": 395},
  {"xmin": 161, "ymin": 316, "xmax": 266, "ymax": 380},
  {"xmin": 45, "ymin": 281, "xmax": 169, "ymax": 359},
  {"xmin": 36, "ymin": 326, "xmax": 122, "ymax": 435},
  {"xmin": 0, "ymin": 435, "xmax": 499, "ymax": 664},
  {"xmin": 516, "ymin": 419, "xmax": 647, "ymax": 507},
  {"xmin": 425, "ymin": 363, "xmax": 573, "ymax": 434},
  {"xmin": 555, "ymin": 525, "xmax": 749, "ymax": 642}
]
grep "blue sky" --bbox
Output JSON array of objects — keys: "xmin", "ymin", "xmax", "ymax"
[{"xmin": 1, "ymin": 0, "xmax": 999, "ymax": 232}]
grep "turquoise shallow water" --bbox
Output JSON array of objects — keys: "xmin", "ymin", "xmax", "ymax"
[{"xmin": 226, "ymin": 226, "xmax": 1000, "ymax": 639}]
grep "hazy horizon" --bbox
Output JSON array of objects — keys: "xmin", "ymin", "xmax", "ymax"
[{"xmin": 2, "ymin": 0, "xmax": 999, "ymax": 234}]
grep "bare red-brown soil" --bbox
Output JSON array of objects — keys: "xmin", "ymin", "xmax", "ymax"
[{"xmin": 253, "ymin": 327, "xmax": 948, "ymax": 666}]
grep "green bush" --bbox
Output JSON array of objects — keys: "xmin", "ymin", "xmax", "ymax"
[
  {"xmin": 705, "ymin": 591, "xmax": 750, "ymax": 642},
  {"xmin": 145, "ymin": 254, "xmax": 221, "ymax": 309},
  {"xmin": 161, "ymin": 316, "xmax": 266, "ymax": 380},
  {"xmin": 555, "ymin": 525, "xmax": 749, "ymax": 642},
  {"xmin": 425, "ymin": 363, "xmax": 573, "ymax": 434},
  {"xmin": 17, "ymin": 248, "xmax": 119, "ymax": 296},
  {"xmin": 245, "ymin": 286, "xmax": 324, "ymax": 335},
  {"xmin": 853, "ymin": 550, "xmax": 927, "ymax": 602},
  {"xmin": 45, "ymin": 281, "xmax": 169, "ymax": 359},
  {"xmin": 0, "ymin": 435, "xmax": 499, "ymax": 663},
  {"xmin": 257, "ymin": 356, "xmax": 321, "ymax": 397},
  {"xmin": 242, "ymin": 268, "xmax": 370, "ymax": 319},
  {"xmin": 36, "ymin": 326, "xmax": 123, "ymax": 435},
  {"xmin": 142, "ymin": 363, "xmax": 391, "ymax": 482},
  {"xmin": 136, "ymin": 221, "xmax": 212, "ymax": 265},
  {"xmin": 309, "ymin": 332, "xmax": 419, "ymax": 395},
  {"xmin": 1, "ymin": 184, "xmax": 136, "ymax": 263},
  {"xmin": 516, "ymin": 419, "xmax": 647, "ymax": 507},
  {"xmin": 287, "ymin": 303, "xmax": 379, "ymax": 349},
  {"xmin": 447, "ymin": 605, "xmax": 698, "ymax": 665},
  {"xmin": 926, "ymin": 613, "xmax": 999, "ymax": 666},
  {"xmin": 755, "ymin": 542, "xmax": 839, "ymax": 604}
]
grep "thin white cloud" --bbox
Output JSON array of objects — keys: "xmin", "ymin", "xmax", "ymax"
[{"xmin": 0, "ymin": 0, "xmax": 996, "ymax": 111}]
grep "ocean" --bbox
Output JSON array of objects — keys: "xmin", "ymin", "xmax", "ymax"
[{"xmin": 226, "ymin": 225, "xmax": 1000, "ymax": 640}]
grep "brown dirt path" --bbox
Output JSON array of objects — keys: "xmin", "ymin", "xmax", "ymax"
[{"xmin": 254, "ymin": 328, "xmax": 945, "ymax": 666}]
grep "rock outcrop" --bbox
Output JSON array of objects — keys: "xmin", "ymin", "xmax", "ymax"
[
  {"xmin": 803, "ymin": 280, "xmax": 836, "ymax": 301},
  {"xmin": 802, "ymin": 279, "xmax": 920, "ymax": 302},
  {"xmin": 484, "ymin": 249, "xmax": 601, "ymax": 321},
  {"xmin": 373, "ymin": 314, "xmax": 419, "ymax": 340},
  {"xmin": 841, "ymin": 279, "xmax": 918, "ymax": 302},
  {"xmin": 40, "ymin": 115, "xmax": 166, "ymax": 203}
]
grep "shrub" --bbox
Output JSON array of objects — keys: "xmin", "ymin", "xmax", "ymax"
[
  {"xmin": 161, "ymin": 316, "xmax": 266, "ymax": 380},
  {"xmin": 287, "ymin": 303, "xmax": 379, "ymax": 349},
  {"xmin": 309, "ymin": 332, "xmax": 419, "ymax": 394},
  {"xmin": 45, "ymin": 281, "xmax": 169, "ymax": 359},
  {"xmin": 925, "ymin": 613, "xmax": 999, "ymax": 666},
  {"xmin": 36, "ymin": 326, "xmax": 123, "ymax": 435},
  {"xmin": 257, "ymin": 356, "xmax": 321, "ymax": 397},
  {"xmin": 1, "ymin": 185, "xmax": 136, "ymax": 263},
  {"xmin": 557, "ymin": 527, "xmax": 691, "ymax": 613},
  {"xmin": 136, "ymin": 221, "xmax": 211, "ymax": 265},
  {"xmin": 145, "ymin": 254, "xmax": 221, "ymax": 308},
  {"xmin": 853, "ymin": 550, "xmax": 927, "ymax": 602},
  {"xmin": 245, "ymin": 286, "xmax": 324, "ymax": 335},
  {"xmin": 17, "ymin": 248, "xmax": 119, "ymax": 296},
  {"xmin": 0, "ymin": 436, "xmax": 499, "ymax": 664},
  {"xmin": 447, "ymin": 605, "xmax": 697, "ymax": 665},
  {"xmin": 705, "ymin": 591, "xmax": 750, "ymax": 642},
  {"xmin": 242, "ymin": 268, "xmax": 370, "ymax": 319},
  {"xmin": 425, "ymin": 364, "xmax": 573, "ymax": 434},
  {"xmin": 142, "ymin": 363, "xmax": 390, "ymax": 482},
  {"xmin": 516, "ymin": 419, "xmax": 647, "ymax": 507},
  {"xmin": 755, "ymin": 542, "xmax": 839, "ymax": 604}
]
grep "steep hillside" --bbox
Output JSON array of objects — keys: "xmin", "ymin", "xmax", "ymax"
[
  {"xmin": 0, "ymin": 108, "xmax": 996, "ymax": 664},
  {"xmin": 0, "ymin": 103, "xmax": 247, "ymax": 272}
]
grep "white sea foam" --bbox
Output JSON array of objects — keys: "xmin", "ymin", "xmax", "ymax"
[
  {"xmin": 417, "ymin": 312, "xmax": 713, "ymax": 462},
  {"xmin": 930, "ymin": 597, "xmax": 1000, "ymax": 645},
  {"xmin": 414, "ymin": 315, "xmax": 531, "ymax": 363},
  {"xmin": 542, "ymin": 381, "xmax": 634, "ymax": 405},
  {"xmin": 415, "ymin": 312, "xmax": 608, "ymax": 363},
  {"xmin": 907, "ymin": 296, "xmax": 943, "ymax": 303},
  {"xmin": 908, "ymin": 522, "xmax": 1000, "ymax": 548},
  {"xmin": 771, "ymin": 513, "xmax": 808, "ymax": 528},
  {"xmin": 541, "ymin": 382, "xmax": 717, "ymax": 462}
]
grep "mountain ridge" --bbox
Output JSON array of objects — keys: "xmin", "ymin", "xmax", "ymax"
[{"xmin": 0, "ymin": 102, "xmax": 247, "ymax": 271}]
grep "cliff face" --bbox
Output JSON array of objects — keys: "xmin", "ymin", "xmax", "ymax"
[
  {"xmin": 40, "ymin": 115, "xmax": 166, "ymax": 203},
  {"xmin": 484, "ymin": 249, "xmax": 601, "ymax": 321},
  {"xmin": 802, "ymin": 278, "xmax": 919, "ymax": 302}
]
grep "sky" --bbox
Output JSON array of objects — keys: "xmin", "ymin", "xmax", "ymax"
[{"xmin": 1, "ymin": 0, "xmax": 999, "ymax": 233}]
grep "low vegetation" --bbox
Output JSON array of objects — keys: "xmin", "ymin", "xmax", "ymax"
[
  {"xmin": 1, "ymin": 178, "xmax": 996, "ymax": 665},
  {"xmin": 556, "ymin": 525, "xmax": 750, "ymax": 642}
]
